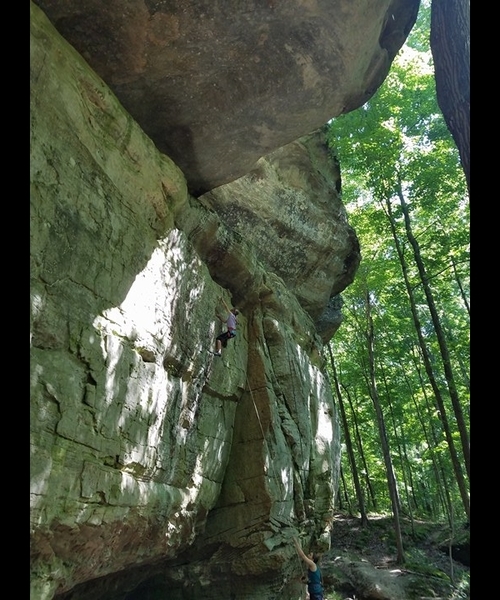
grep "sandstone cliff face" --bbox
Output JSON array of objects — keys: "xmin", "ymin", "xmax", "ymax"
[{"xmin": 30, "ymin": 1, "xmax": 412, "ymax": 598}]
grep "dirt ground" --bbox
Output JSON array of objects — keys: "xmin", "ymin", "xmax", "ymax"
[{"xmin": 318, "ymin": 512, "xmax": 470, "ymax": 600}]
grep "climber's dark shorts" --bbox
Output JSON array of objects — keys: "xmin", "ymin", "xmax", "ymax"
[{"xmin": 216, "ymin": 329, "xmax": 236, "ymax": 342}]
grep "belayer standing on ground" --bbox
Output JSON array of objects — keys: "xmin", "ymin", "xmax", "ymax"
[
  {"xmin": 213, "ymin": 298, "xmax": 239, "ymax": 356},
  {"xmin": 293, "ymin": 537, "xmax": 324, "ymax": 600}
]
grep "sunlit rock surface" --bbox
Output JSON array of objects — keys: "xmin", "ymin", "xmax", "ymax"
[
  {"xmin": 30, "ymin": 2, "xmax": 362, "ymax": 598},
  {"xmin": 32, "ymin": 0, "xmax": 420, "ymax": 194}
]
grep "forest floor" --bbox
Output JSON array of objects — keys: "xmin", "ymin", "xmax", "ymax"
[{"xmin": 318, "ymin": 512, "xmax": 470, "ymax": 600}]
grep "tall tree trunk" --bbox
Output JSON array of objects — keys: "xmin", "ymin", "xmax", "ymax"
[
  {"xmin": 442, "ymin": 322, "xmax": 470, "ymax": 393},
  {"xmin": 339, "ymin": 466, "xmax": 353, "ymax": 515},
  {"xmin": 343, "ymin": 385, "xmax": 378, "ymax": 512},
  {"xmin": 365, "ymin": 290, "xmax": 405, "ymax": 564},
  {"xmin": 381, "ymin": 365, "xmax": 415, "ymax": 526},
  {"xmin": 411, "ymin": 350, "xmax": 455, "ymax": 526},
  {"xmin": 383, "ymin": 192, "xmax": 469, "ymax": 520},
  {"xmin": 451, "ymin": 255, "xmax": 470, "ymax": 318},
  {"xmin": 396, "ymin": 185, "xmax": 470, "ymax": 480},
  {"xmin": 328, "ymin": 344, "xmax": 369, "ymax": 526},
  {"xmin": 430, "ymin": 0, "xmax": 470, "ymax": 195}
]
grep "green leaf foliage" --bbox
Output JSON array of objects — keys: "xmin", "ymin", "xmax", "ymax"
[{"xmin": 324, "ymin": 2, "xmax": 469, "ymax": 524}]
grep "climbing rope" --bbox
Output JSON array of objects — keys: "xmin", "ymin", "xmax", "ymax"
[
  {"xmin": 245, "ymin": 374, "xmax": 306, "ymax": 583},
  {"xmin": 243, "ymin": 312, "xmax": 312, "ymax": 584},
  {"xmin": 245, "ymin": 375, "xmax": 282, "ymax": 483}
]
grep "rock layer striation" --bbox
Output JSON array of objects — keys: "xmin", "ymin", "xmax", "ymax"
[{"xmin": 30, "ymin": 1, "xmax": 415, "ymax": 598}]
